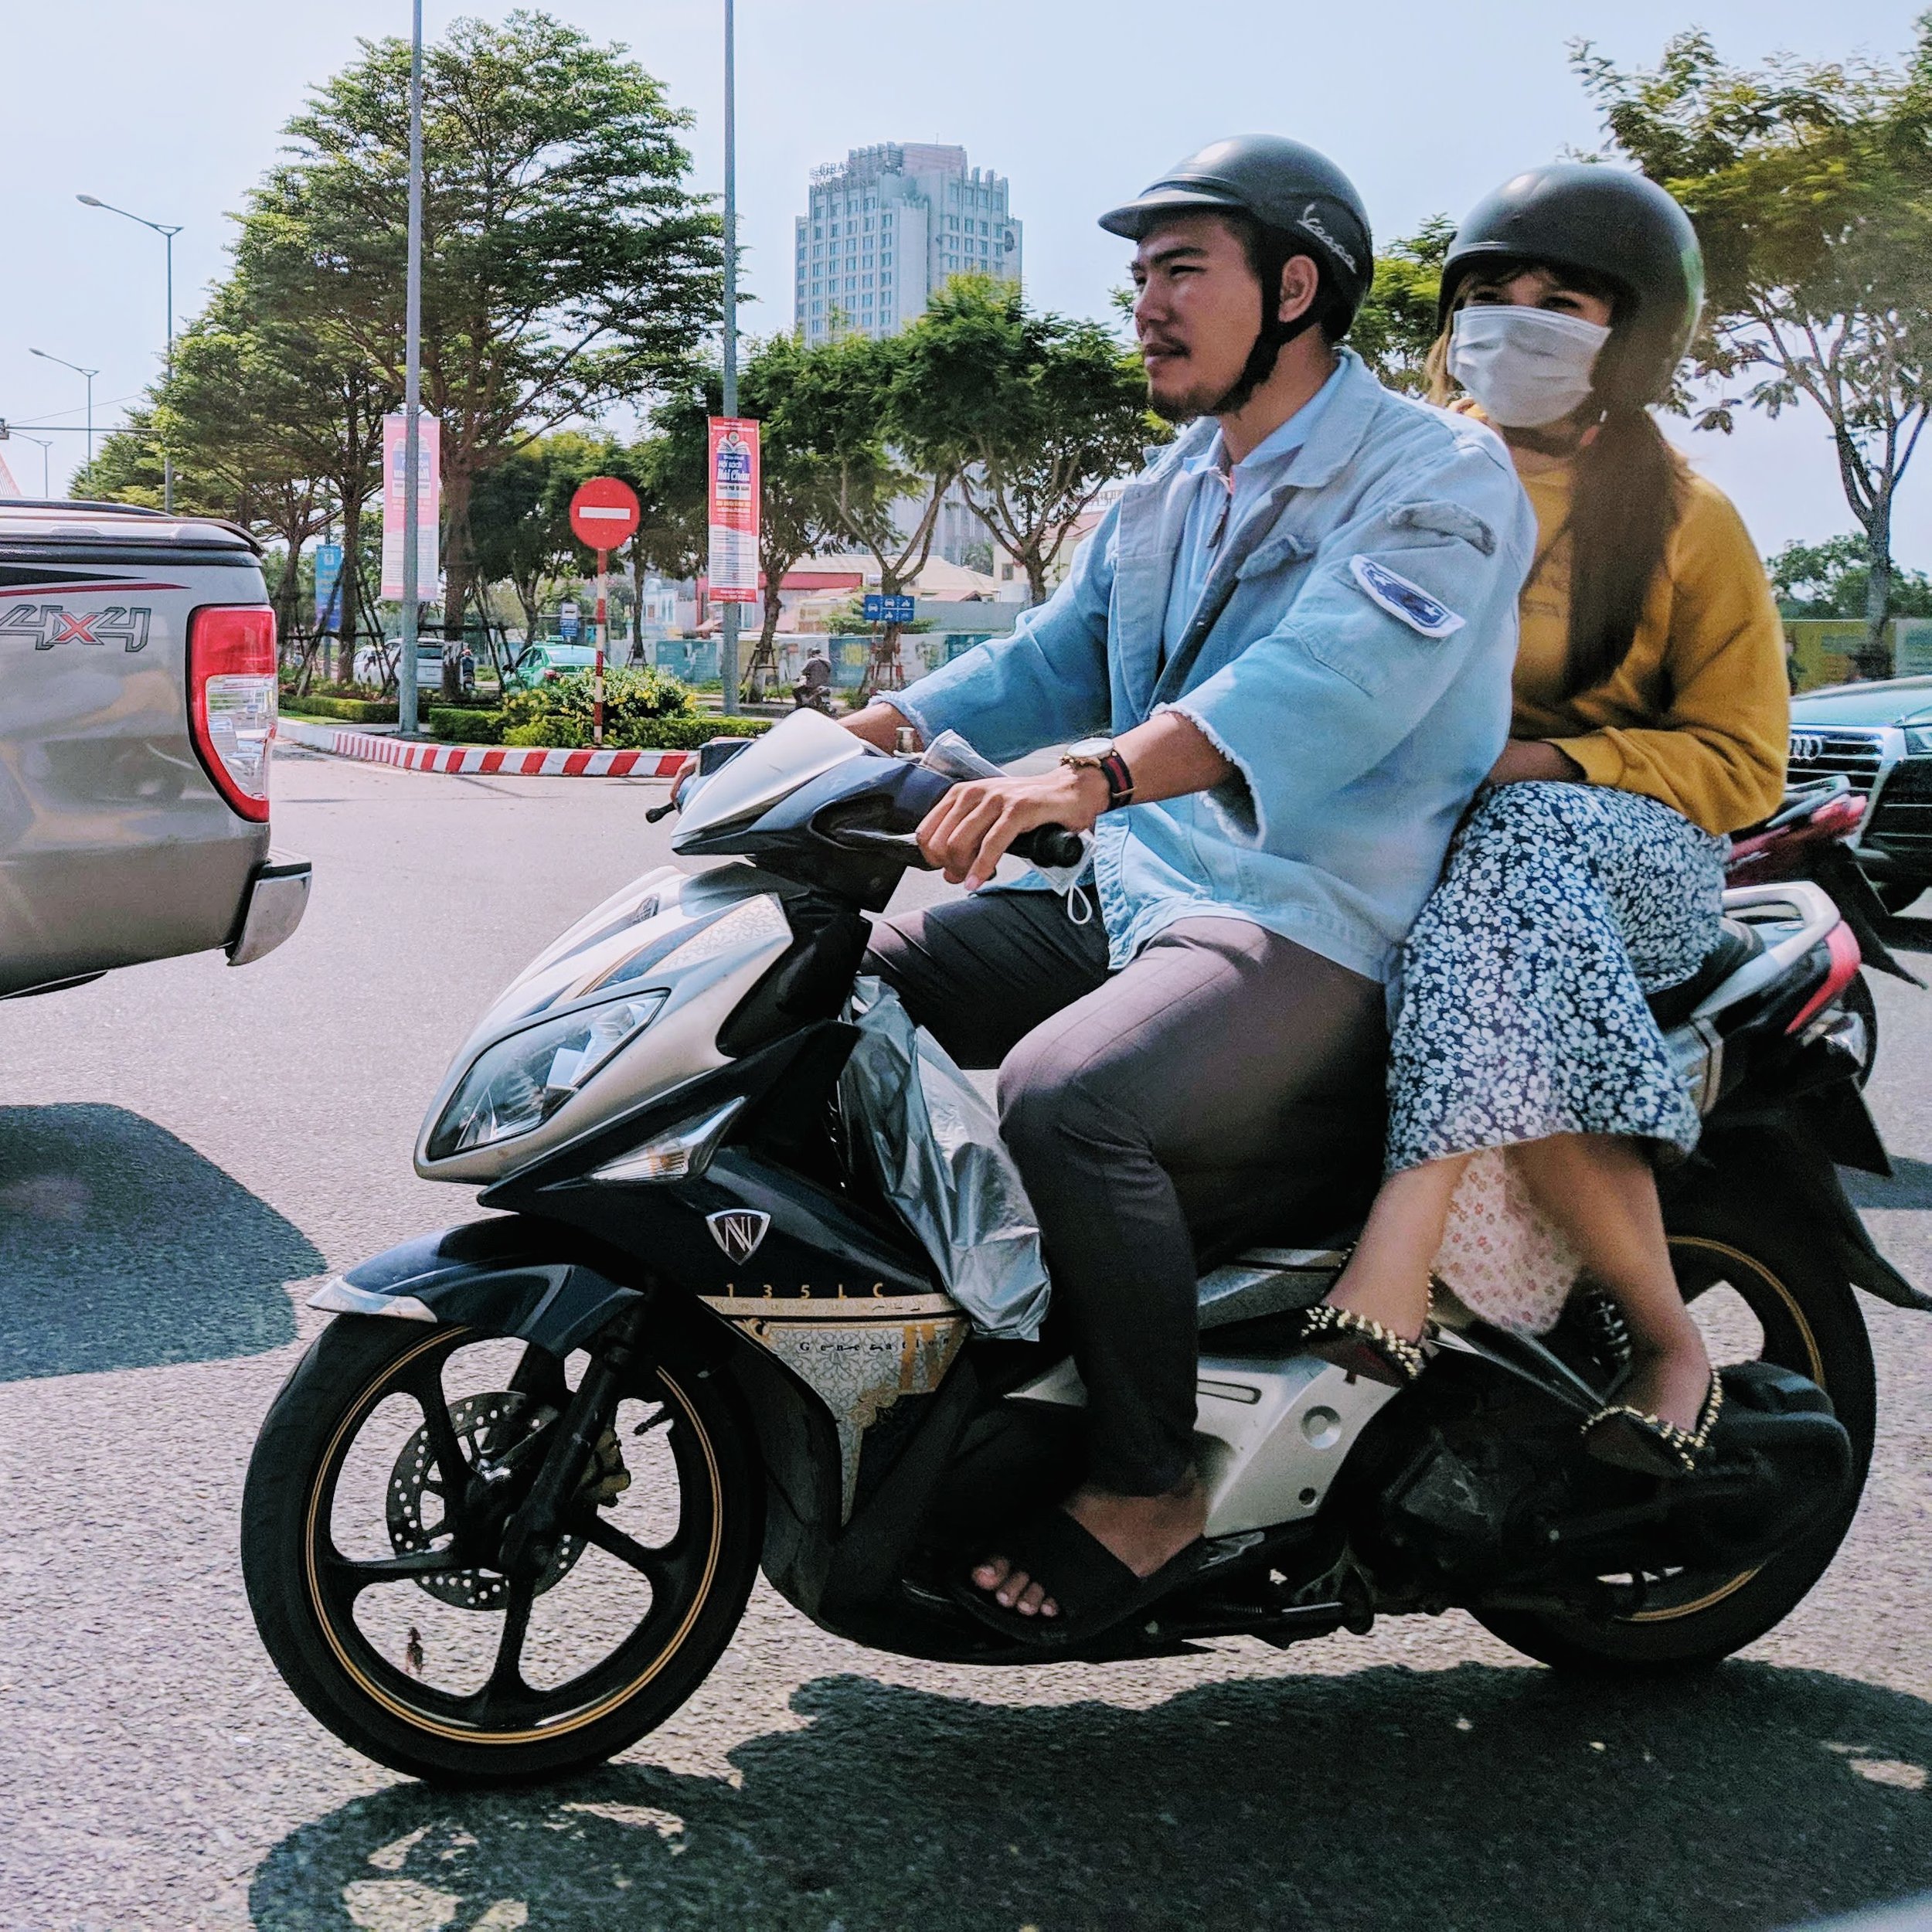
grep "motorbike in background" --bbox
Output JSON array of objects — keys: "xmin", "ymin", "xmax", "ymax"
[{"xmin": 1726, "ymin": 774, "xmax": 1923, "ymax": 1084}]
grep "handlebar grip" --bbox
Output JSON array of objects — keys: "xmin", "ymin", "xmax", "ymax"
[{"xmin": 1011, "ymin": 824, "xmax": 1085, "ymax": 871}]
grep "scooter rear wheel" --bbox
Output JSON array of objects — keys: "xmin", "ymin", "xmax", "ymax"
[
  {"xmin": 1474, "ymin": 1201, "xmax": 1875, "ymax": 1676},
  {"xmin": 242, "ymin": 1315, "xmax": 763, "ymax": 1785}
]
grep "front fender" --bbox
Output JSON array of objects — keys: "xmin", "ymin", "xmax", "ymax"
[{"xmin": 308, "ymin": 1217, "xmax": 645, "ymax": 1356}]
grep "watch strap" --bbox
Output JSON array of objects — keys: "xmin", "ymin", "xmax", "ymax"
[{"xmin": 1063, "ymin": 744, "xmax": 1135, "ymax": 811}]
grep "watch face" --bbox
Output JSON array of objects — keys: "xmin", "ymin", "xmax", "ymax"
[{"xmin": 1066, "ymin": 736, "xmax": 1114, "ymax": 760}]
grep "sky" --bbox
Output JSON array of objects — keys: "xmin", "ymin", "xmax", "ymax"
[{"xmin": 1, "ymin": 0, "xmax": 1924, "ymax": 563}]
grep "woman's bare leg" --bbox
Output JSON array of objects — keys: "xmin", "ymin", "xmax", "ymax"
[
  {"xmin": 1321, "ymin": 1154, "xmax": 1470, "ymax": 1338},
  {"xmin": 1512, "ymin": 1132, "xmax": 1711, "ymax": 1430}
]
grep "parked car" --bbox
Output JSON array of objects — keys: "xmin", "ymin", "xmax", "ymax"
[
  {"xmin": 0, "ymin": 497, "xmax": 309, "ymax": 996},
  {"xmin": 505, "ymin": 642, "xmax": 606, "ymax": 689},
  {"xmin": 1786, "ymin": 675, "xmax": 1932, "ymax": 913},
  {"xmin": 351, "ymin": 641, "xmax": 476, "ymax": 695}
]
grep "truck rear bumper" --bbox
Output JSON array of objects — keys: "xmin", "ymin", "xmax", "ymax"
[{"xmin": 228, "ymin": 852, "xmax": 312, "ymax": 967}]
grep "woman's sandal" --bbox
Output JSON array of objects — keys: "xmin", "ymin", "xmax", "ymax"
[
  {"xmin": 1580, "ymin": 1372, "xmax": 1724, "ymax": 1478},
  {"xmin": 948, "ymin": 1507, "xmax": 1213, "ymax": 1650},
  {"xmin": 1283, "ymin": 1281, "xmax": 1435, "ymax": 1389}
]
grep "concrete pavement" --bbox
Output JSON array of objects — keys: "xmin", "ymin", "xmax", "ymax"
[{"xmin": 3, "ymin": 749, "xmax": 1931, "ymax": 1930}]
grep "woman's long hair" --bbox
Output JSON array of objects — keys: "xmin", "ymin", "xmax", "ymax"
[{"xmin": 1428, "ymin": 288, "xmax": 1689, "ymax": 702}]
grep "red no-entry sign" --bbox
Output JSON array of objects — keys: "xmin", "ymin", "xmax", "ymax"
[{"xmin": 569, "ymin": 475, "xmax": 641, "ymax": 551}]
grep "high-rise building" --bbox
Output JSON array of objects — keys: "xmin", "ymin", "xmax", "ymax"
[{"xmin": 794, "ymin": 142, "xmax": 1023, "ymax": 343}]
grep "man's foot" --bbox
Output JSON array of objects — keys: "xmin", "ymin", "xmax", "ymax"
[{"xmin": 970, "ymin": 1474, "xmax": 1208, "ymax": 1621}]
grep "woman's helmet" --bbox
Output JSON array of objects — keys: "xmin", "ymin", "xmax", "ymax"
[{"xmin": 1436, "ymin": 163, "xmax": 1704, "ymax": 409}]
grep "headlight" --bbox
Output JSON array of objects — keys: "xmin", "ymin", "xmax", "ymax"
[
  {"xmin": 426, "ymin": 992, "xmax": 668, "ymax": 1159},
  {"xmin": 1906, "ymin": 726, "xmax": 1932, "ymax": 755}
]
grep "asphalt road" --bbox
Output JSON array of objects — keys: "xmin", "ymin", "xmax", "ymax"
[{"xmin": 5, "ymin": 748, "xmax": 1932, "ymax": 1932}]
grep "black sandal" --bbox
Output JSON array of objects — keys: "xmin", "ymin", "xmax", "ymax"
[
  {"xmin": 1283, "ymin": 1282, "xmax": 1434, "ymax": 1388},
  {"xmin": 949, "ymin": 1506, "xmax": 1212, "ymax": 1650},
  {"xmin": 1581, "ymin": 1372, "xmax": 1724, "ymax": 1478}
]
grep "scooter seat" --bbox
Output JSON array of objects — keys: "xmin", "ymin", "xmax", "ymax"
[{"xmin": 1646, "ymin": 920, "xmax": 1764, "ymax": 1030}]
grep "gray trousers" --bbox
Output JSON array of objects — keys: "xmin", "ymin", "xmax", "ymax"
[{"xmin": 865, "ymin": 891, "xmax": 1386, "ymax": 1495}]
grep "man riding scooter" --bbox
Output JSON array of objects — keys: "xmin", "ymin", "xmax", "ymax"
[{"xmin": 836, "ymin": 137, "xmax": 1536, "ymax": 1642}]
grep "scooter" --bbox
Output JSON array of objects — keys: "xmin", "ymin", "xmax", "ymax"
[{"xmin": 242, "ymin": 711, "xmax": 1926, "ymax": 1786}]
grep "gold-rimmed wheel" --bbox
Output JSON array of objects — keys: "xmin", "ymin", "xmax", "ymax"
[
  {"xmin": 243, "ymin": 1316, "xmax": 762, "ymax": 1784},
  {"xmin": 1477, "ymin": 1199, "xmax": 1876, "ymax": 1675}
]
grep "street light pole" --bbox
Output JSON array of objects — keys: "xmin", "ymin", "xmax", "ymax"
[
  {"xmin": 720, "ymin": 0, "xmax": 740, "ymax": 715},
  {"xmin": 29, "ymin": 349, "xmax": 100, "ymax": 476},
  {"xmin": 398, "ymin": 0, "xmax": 426, "ymax": 737},
  {"xmin": 77, "ymin": 197, "xmax": 182, "ymax": 511},
  {"xmin": 20, "ymin": 437, "xmax": 52, "ymax": 497}
]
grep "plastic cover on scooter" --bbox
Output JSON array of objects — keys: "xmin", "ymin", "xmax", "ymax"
[{"xmin": 839, "ymin": 975, "xmax": 1050, "ymax": 1341}]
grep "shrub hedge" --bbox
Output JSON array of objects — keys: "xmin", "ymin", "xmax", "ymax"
[
  {"xmin": 492, "ymin": 713, "xmax": 775, "ymax": 752},
  {"xmin": 428, "ymin": 708, "xmax": 505, "ymax": 744},
  {"xmin": 282, "ymin": 692, "xmax": 399, "ymax": 725}
]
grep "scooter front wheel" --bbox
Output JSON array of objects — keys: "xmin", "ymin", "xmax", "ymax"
[{"xmin": 241, "ymin": 1314, "xmax": 763, "ymax": 1786}]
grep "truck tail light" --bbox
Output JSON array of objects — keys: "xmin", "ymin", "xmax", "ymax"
[{"xmin": 189, "ymin": 605, "xmax": 277, "ymax": 821}]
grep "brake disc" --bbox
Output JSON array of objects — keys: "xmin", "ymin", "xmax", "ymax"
[{"xmin": 385, "ymin": 1389, "xmax": 631, "ymax": 1611}]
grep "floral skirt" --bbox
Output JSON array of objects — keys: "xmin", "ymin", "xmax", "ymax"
[{"xmin": 1389, "ymin": 781, "xmax": 1726, "ymax": 1333}]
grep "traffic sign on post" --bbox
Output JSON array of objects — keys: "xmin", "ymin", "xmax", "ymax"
[
  {"xmin": 569, "ymin": 475, "xmax": 641, "ymax": 552},
  {"xmin": 569, "ymin": 477, "xmax": 641, "ymax": 748},
  {"xmin": 862, "ymin": 593, "xmax": 916, "ymax": 624}
]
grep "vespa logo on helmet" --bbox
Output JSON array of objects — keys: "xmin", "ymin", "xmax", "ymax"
[
  {"xmin": 706, "ymin": 1209, "xmax": 771, "ymax": 1264},
  {"xmin": 1298, "ymin": 205, "xmax": 1358, "ymax": 275}
]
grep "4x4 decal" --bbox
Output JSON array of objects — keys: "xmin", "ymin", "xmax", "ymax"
[{"xmin": 0, "ymin": 603, "xmax": 152, "ymax": 652}]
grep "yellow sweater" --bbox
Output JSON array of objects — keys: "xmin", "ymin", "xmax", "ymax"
[{"xmin": 1513, "ymin": 462, "xmax": 1788, "ymax": 835}]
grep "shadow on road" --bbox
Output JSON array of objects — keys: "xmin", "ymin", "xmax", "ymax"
[
  {"xmin": 1844, "ymin": 1156, "xmax": 1932, "ymax": 1211},
  {"xmin": 250, "ymin": 1659, "xmax": 1932, "ymax": 1931},
  {"xmin": 0, "ymin": 1104, "xmax": 320, "ymax": 1382}
]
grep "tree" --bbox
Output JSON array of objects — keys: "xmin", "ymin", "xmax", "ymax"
[
  {"xmin": 1352, "ymin": 218, "xmax": 1453, "ymax": 396},
  {"xmin": 1576, "ymin": 23, "xmax": 1932, "ymax": 674},
  {"xmin": 784, "ymin": 330, "xmax": 954, "ymax": 696},
  {"xmin": 1767, "ymin": 533, "xmax": 1932, "ymax": 619},
  {"xmin": 889, "ymin": 277, "xmax": 1162, "ymax": 604},
  {"xmin": 468, "ymin": 430, "xmax": 613, "ymax": 670},
  {"xmin": 648, "ymin": 335, "xmax": 841, "ymax": 694},
  {"xmin": 260, "ymin": 10, "xmax": 721, "ymax": 692}
]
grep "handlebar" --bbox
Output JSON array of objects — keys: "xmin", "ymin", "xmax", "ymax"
[
  {"xmin": 1011, "ymin": 824, "xmax": 1087, "ymax": 870},
  {"xmin": 827, "ymin": 820, "xmax": 1086, "ymax": 872}
]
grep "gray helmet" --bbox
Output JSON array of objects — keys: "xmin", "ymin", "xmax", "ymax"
[
  {"xmin": 1437, "ymin": 163, "xmax": 1703, "ymax": 409},
  {"xmin": 1100, "ymin": 134, "xmax": 1374, "ymax": 337}
]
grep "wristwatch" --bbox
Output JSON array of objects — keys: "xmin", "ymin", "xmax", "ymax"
[{"xmin": 1061, "ymin": 736, "xmax": 1135, "ymax": 811}]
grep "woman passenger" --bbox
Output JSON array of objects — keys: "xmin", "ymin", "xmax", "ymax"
[{"xmin": 1290, "ymin": 164, "xmax": 1789, "ymax": 1475}]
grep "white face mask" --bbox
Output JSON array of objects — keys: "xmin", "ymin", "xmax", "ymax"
[{"xmin": 1447, "ymin": 305, "xmax": 1612, "ymax": 429}]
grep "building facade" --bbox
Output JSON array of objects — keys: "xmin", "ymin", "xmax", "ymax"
[{"xmin": 795, "ymin": 142, "xmax": 1022, "ymax": 343}]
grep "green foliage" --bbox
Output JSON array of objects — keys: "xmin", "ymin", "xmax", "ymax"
[
  {"xmin": 428, "ymin": 708, "xmax": 506, "ymax": 743},
  {"xmin": 501, "ymin": 663, "xmax": 696, "ymax": 747},
  {"xmin": 1574, "ymin": 24, "xmax": 1932, "ymax": 654},
  {"xmin": 281, "ymin": 692, "xmax": 400, "ymax": 723},
  {"xmin": 1767, "ymin": 536, "xmax": 1932, "ymax": 618},
  {"xmin": 495, "ymin": 706, "xmax": 773, "ymax": 750},
  {"xmin": 1353, "ymin": 219, "xmax": 1454, "ymax": 396},
  {"xmin": 889, "ymin": 277, "xmax": 1164, "ymax": 601}
]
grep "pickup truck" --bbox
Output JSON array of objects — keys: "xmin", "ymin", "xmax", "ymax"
[{"xmin": 0, "ymin": 497, "xmax": 309, "ymax": 997}]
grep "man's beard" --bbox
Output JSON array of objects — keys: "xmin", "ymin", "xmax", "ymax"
[{"xmin": 1146, "ymin": 365, "xmax": 1223, "ymax": 423}]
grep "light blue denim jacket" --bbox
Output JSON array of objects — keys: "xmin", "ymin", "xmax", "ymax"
[{"xmin": 886, "ymin": 349, "xmax": 1536, "ymax": 984}]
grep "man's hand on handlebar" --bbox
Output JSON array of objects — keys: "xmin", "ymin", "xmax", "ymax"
[{"xmin": 917, "ymin": 765, "xmax": 1108, "ymax": 891}]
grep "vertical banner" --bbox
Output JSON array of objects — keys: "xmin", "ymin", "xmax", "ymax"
[
  {"xmin": 379, "ymin": 410, "xmax": 440, "ymax": 600},
  {"xmin": 313, "ymin": 542, "xmax": 344, "ymax": 632},
  {"xmin": 706, "ymin": 417, "xmax": 760, "ymax": 603}
]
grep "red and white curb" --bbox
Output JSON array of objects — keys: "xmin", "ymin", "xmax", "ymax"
[{"xmin": 275, "ymin": 715, "xmax": 685, "ymax": 777}]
